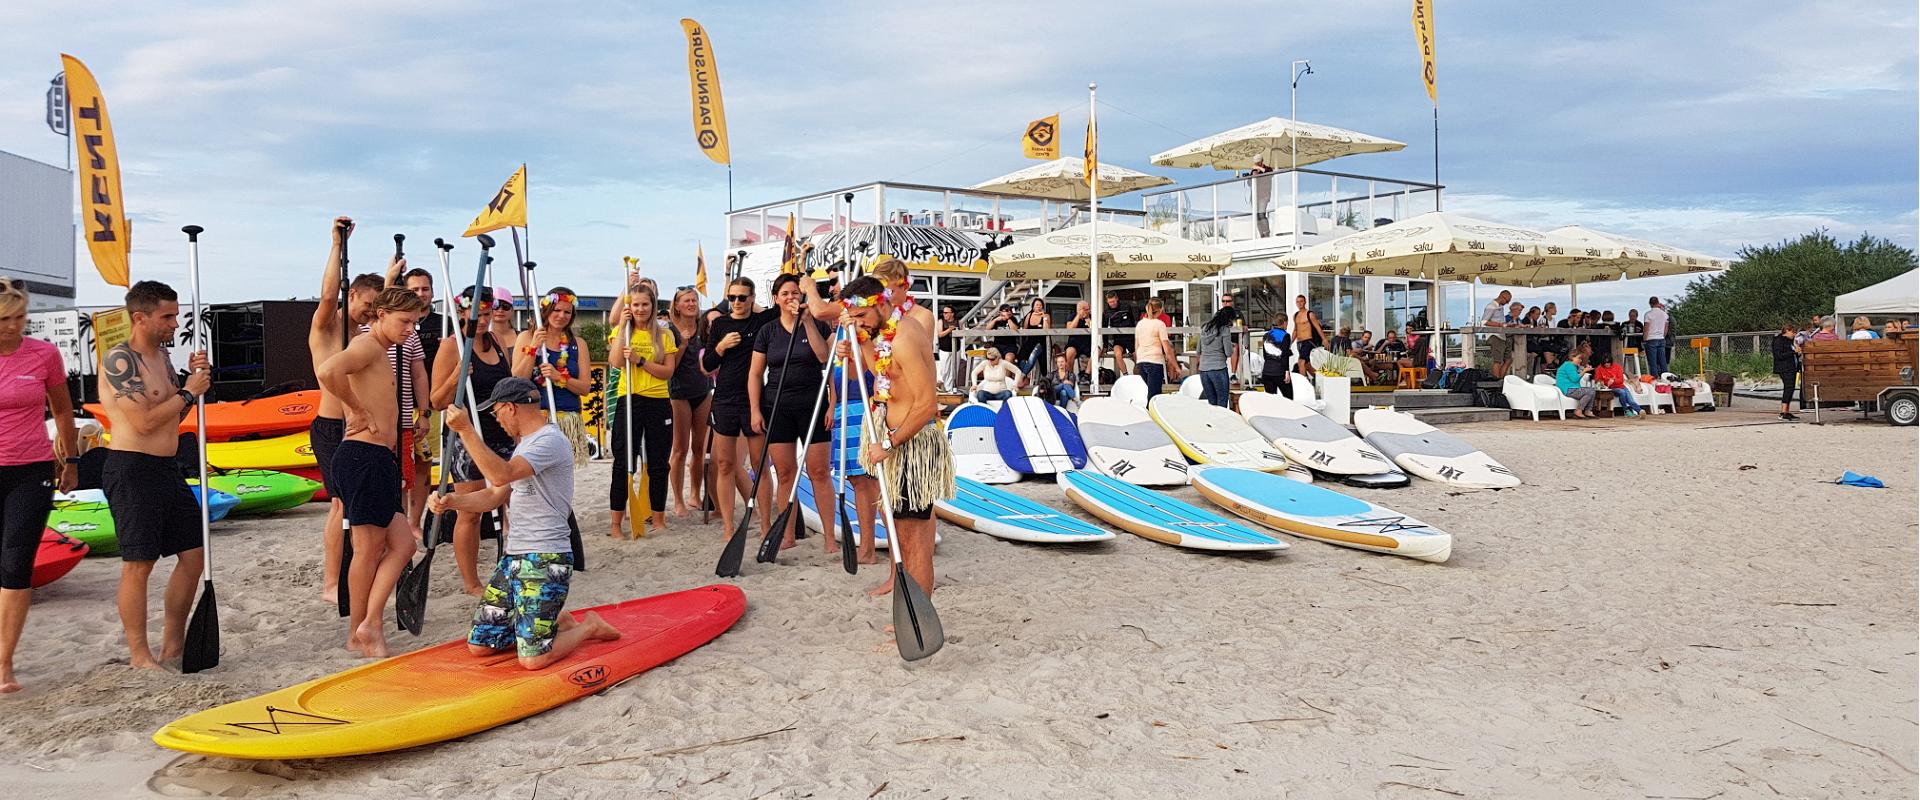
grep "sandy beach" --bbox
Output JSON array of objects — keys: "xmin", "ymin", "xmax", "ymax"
[{"xmin": 2, "ymin": 404, "xmax": 1913, "ymax": 798}]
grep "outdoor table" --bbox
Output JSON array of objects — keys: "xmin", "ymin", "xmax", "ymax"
[{"xmin": 1461, "ymin": 326, "xmax": 1620, "ymax": 372}]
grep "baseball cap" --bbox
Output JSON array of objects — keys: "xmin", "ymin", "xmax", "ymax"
[{"xmin": 477, "ymin": 377, "xmax": 542, "ymax": 410}]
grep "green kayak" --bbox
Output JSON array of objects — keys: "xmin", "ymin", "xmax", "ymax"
[
  {"xmin": 197, "ymin": 469, "xmax": 321, "ymax": 515},
  {"xmin": 48, "ymin": 501, "xmax": 117, "ymax": 556}
]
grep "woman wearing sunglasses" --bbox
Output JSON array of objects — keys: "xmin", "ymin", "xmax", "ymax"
[
  {"xmin": 666, "ymin": 287, "xmax": 711, "ymax": 518},
  {"xmin": 512, "ymin": 287, "xmax": 592, "ymax": 464},
  {"xmin": 749, "ymin": 274, "xmax": 834, "ymax": 552},
  {"xmin": 429, "ymin": 286, "xmax": 519, "ymax": 596},
  {"xmin": 701, "ymin": 277, "xmax": 777, "ymax": 534}
]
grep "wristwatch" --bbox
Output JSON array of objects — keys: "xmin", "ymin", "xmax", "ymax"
[
  {"xmin": 63, "ymin": 456, "xmax": 81, "ymax": 465},
  {"xmin": 177, "ymin": 388, "xmax": 195, "ymax": 406}
]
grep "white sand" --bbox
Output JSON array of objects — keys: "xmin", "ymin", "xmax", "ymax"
[{"xmin": 2, "ymin": 405, "xmax": 1914, "ymax": 798}]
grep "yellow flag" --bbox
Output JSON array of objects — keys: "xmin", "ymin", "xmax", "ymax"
[
  {"xmin": 1412, "ymin": 0, "xmax": 1437, "ymax": 103},
  {"xmin": 680, "ymin": 19, "xmax": 731, "ymax": 166},
  {"xmin": 463, "ymin": 164, "xmax": 527, "ymax": 237},
  {"xmin": 694, "ymin": 244, "xmax": 707, "ymax": 296},
  {"xmin": 1023, "ymin": 114, "xmax": 1059, "ymax": 160},
  {"xmin": 779, "ymin": 214, "xmax": 800, "ymax": 275},
  {"xmin": 1083, "ymin": 110, "xmax": 1098, "ymax": 190},
  {"xmin": 61, "ymin": 55, "xmax": 129, "ymax": 287}
]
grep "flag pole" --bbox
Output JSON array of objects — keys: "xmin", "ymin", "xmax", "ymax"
[
  {"xmin": 1432, "ymin": 105, "xmax": 1441, "ymax": 212},
  {"xmin": 1087, "ymin": 82, "xmax": 1102, "ymax": 395}
]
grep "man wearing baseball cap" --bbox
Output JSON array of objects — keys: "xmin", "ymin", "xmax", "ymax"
[{"xmin": 431, "ymin": 377, "xmax": 618, "ymax": 668}]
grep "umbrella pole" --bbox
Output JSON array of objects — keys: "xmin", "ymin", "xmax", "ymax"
[{"xmin": 1087, "ymin": 82, "xmax": 1101, "ymax": 395}]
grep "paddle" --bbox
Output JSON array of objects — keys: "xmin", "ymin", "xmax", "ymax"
[
  {"xmin": 844, "ymin": 324, "xmax": 943, "ymax": 661},
  {"xmin": 758, "ymin": 323, "xmax": 837, "ymax": 563},
  {"xmin": 517, "ymin": 259, "xmax": 586, "ymax": 568},
  {"xmin": 836, "ymin": 350, "xmax": 858, "ymax": 575},
  {"xmin": 335, "ymin": 219, "xmax": 353, "ymax": 619},
  {"xmin": 715, "ymin": 283, "xmax": 807, "ymax": 578},
  {"xmin": 617, "ymin": 258, "xmax": 647, "ymax": 538},
  {"xmin": 180, "ymin": 225, "xmax": 220, "ymax": 674},
  {"xmin": 395, "ymin": 235, "xmax": 492, "ymax": 636}
]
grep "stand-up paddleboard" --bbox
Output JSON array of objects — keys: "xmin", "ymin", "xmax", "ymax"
[
  {"xmin": 1177, "ymin": 375, "xmax": 1203, "ymax": 398},
  {"xmin": 154, "ymin": 585, "xmax": 746, "ymax": 760},
  {"xmin": 1058, "ymin": 470, "xmax": 1287, "ymax": 552},
  {"xmin": 793, "ymin": 470, "xmax": 938, "ymax": 549},
  {"xmin": 48, "ymin": 500, "xmax": 115, "ymax": 556},
  {"xmin": 32, "ymin": 529, "xmax": 88, "ymax": 588},
  {"xmin": 1189, "ymin": 466, "xmax": 1452, "ymax": 562},
  {"xmin": 1353, "ymin": 408, "xmax": 1520, "ymax": 489},
  {"xmin": 936, "ymin": 476, "xmax": 1113, "ymax": 544},
  {"xmin": 1076, "ymin": 397, "xmax": 1189, "ymax": 486},
  {"xmin": 1147, "ymin": 395, "xmax": 1292, "ymax": 472},
  {"xmin": 205, "ymin": 431, "xmax": 318, "ymax": 471},
  {"xmin": 1109, "ymin": 374, "xmax": 1150, "ymax": 409},
  {"xmin": 947, "ymin": 402, "xmax": 1018, "ymax": 484},
  {"xmin": 199, "ymin": 469, "xmax": 322, "ymax": 515},
  {"xmin": 994, "ymin": 396, "xmax": 1087, "ymax": 474},
  {"xmin": 87, "ymin": 390, "xmax": 320, "ymax": 442},
  {"xmin": 1237, "ymin": 391, "xmax": 1391, "ymax": 476},
  {"xmin": 1332, "ymin": 469, "xmax": 1410, "ymax": 489}
]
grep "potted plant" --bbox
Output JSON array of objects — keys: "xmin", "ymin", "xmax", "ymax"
[{"xmin": 1315, "ymin": 354, "xmax": 1358, "ymax": 424}]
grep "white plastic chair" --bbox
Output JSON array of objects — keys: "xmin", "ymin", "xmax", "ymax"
[
  {"xmin": 1504, "ymin": 374, "xmax": 1570, "ymax": 421},
  {"xmin": 1288, "ymin": 372, "xmax": 1327, "ymax": 413}
]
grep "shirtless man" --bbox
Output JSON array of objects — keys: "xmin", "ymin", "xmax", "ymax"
[
  {"xmin": 1291, "ymin": 295, "xmax": 1327, "ymax": 378},
  {"xmin": 311, "ymin": 219, "xmax": 388, "ymax": 604},
  {"xmin": 96, "ymin": 281, "xmax": 210, "ymax": 670},
  {"xmin": 316, "ymin": 287, "xmax": 430, "ymax": 658},
  {"xmin": 839, "ymin": 275, "xmax": 953, "ymax": 599}
]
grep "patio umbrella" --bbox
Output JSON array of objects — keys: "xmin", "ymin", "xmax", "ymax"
[
  {"xmin": 1548, "ymin": 225, "xmax": 1728, "ymax": 279},
  {"xmin": 1269, "ymin": 212, "xmax": 1596, "ymax": 281},
  {"xmin": 804, "ymin": 223, "xmax": 992, "ymax": 275},
  {"xmin": 969, "ymin": 157, "xmax": 1173, "ymax": 201},
  {"xmin": 986, "ymin": 221, "xmax": 1229, "ymax": 282},
  {"xmin": 1149, "ymin": 117, "xmax": 1406, "ymax": 171}
]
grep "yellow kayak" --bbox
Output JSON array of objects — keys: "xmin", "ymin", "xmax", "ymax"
[{"xmin": 206, "ymin": 432, "xmax": 317, "ymax": 471}]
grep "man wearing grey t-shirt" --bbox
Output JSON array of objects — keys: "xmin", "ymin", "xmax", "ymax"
[{"xmin": 432, "ymin": 377, "xmax": 618, "ymax": 669}]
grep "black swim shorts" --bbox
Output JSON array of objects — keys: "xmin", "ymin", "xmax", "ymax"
[
  {"xmin": 102, "ymin": 451, "xmax": 201, "ymax": 561},
  {"xmin": 309, "ymin": 415, "xmax": 345, "ymax": 496},
  {"xmin": 333, "ymin": 440, "xmax": 404, "ymax": 527}
]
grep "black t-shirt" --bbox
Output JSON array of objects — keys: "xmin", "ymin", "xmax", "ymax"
[
  {"xmin": 416, "ymin": 312, "xmax": 446, "ymax": 373},
  {"xmin": 754, "ymin": 315, "xmax": 833, "ymax": 410},
  {"xmin": 703, "ymin": 308, "xmax": 778, "ymax": 405},
  {"xmin": 986, "ymin": 315, "xmax": 1019, "ymax": 357},
  {"xmin": 1104, "ymin": 305, "xmax": 1138, "ymax": 349}
]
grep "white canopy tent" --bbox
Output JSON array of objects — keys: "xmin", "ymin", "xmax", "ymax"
[{"xmin": 1835, "ymin": 270, "xmax": 1919, "ymax": 317}]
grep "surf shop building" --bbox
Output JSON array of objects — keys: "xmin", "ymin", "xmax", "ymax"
[{"xmin": 724, "ymin": 167, "xmax": 1444, "ymax": 373}]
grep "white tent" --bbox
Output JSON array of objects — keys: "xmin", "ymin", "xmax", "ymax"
[{"xmin": 1835, "ymin": 269, "xmax": 1919, "ymax": 316}]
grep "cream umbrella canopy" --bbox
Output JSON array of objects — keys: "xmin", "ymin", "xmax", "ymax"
[
  {"xmin": 987, "ymin": 221, "xmax": 1229, "ymax": 281},
  {"xmin": 1548, "ymin": 225, "xmax": 1729, "ymax": 280},
  {"xmin": 1269, "ymin": 212, "xmax": 1597, "ymax": 282},
  {"xmin": 969, "ymin": 157, "xmax": 1173, "ymax": 201},
  {"xmin": 1149, "ymin": 117, "xmax": 1406, "ymax": 171}
]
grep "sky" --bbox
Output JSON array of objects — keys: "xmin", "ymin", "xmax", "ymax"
[{"xmin": 0, "ymin": 1, "xmax": 1914, "ymax": 314}]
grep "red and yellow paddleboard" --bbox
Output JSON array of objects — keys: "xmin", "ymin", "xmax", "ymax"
[
  {"xmin": 88, "ymin": 390, "xmax": 319, "ymax": 442},
  {"xmin": 153, "ymin": 585, "xmax": 745, "ymax": 760}
]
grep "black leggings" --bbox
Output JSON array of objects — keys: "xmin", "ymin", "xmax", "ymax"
[
  {"xmin": 0, "ymin": 461, "xmax": 55, "ymax": 591},
  {"xmin": 609, "ymin": 396, "xmax": 671, "ymax": 513},
  {"xmin": 1261, "ymin": 372, "xmax": 1292, "ymax": 398},
  {"xmin": 1778, "ymin": 371, "xmax": 1798, "ymax": 408}
]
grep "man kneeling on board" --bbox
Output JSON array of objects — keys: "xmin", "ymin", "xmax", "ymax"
[{"xmin": 429, "ymin": 378, "xmax": 619, "ymax": 669}]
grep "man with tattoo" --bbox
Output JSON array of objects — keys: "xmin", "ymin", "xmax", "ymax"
[
  {"xmin": 317, "ymin": 286, "xmax": 430, "ymax": 658},
  {"xmin": 310, "ymin": 218, "xmax": 386, "ymax": 603},
  {"xmin": 96, "ymin": 281, "xmax": 211, "ymax": 671}
]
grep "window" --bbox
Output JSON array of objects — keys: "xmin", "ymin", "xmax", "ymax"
[{"xmin": 938, "ymin": 277, "xmax": 981, "ymax": 298}]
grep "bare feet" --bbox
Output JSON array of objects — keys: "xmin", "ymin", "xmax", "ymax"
[
  {"xmin": 320, "ymin": 584, "xmax": 336, "ymax": 603},
  {"xmin": 670, "ymin": 501, "xmax": 689, "ymax": 518},
  {"xmin": 779, "ymin": 536, "xmax": 798, "ymax": 551},
  {"xmin": 857, "ymin": 551, "xmax": 879, "ymax": 566},
  {"xmin": 580, "ymin": 611, "xmax": 623, "ymax": 641},
  {"xmin": 867, "ymin": 574, "xmax": 894, "ymax": 597},
  {"xmin": 158, "ymin": 642, "xmax": 183, "ymax": 662},
  {"xmin": 130, "ymin": 649, "xmax": 165, "ymax": 670},
  {"xmin": 353, "ymin": 620, "xmax": 390, "ymax": 659},
  {"xmin": 0, "ymin": 677, "xmax": 19, "ymax": 693},
  {"xmin": 462, "ymin": 583, "xmax": 486, "ymax": 598},
  {"xmin": 648, "ymin": 514, "xmax": 668, "ymax": 535}
]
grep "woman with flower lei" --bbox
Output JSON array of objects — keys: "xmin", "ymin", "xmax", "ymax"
[{"xmin": 511, "ymin": 288, "xmax": 593, "ymax": 464}]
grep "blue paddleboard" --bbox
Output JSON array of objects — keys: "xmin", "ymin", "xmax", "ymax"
[
  {"xmin": 1056, "ymin": 470, "xmax": 1286, "ymax": 552},
  {"xmin": 1189, "ymin": 466, "xmax": 1452, "ymax": 562},
  {"xmin": 935, "ymin": 476, "xmax": 1113, "ymax": 544},
  {"xmin": 994, "ymin": 396, "xmax": 1088, "ymax": 474}
]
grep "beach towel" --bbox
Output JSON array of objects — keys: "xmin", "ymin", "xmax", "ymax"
[{"xmin": 1836, "ymin": 471, "xmax": 1885, "ymax": 488}]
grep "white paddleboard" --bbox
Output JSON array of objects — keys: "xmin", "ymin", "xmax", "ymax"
[
  {"xmin": 1109, "ymin": 374, "xmax": 1150, "ymax": 410},
  {"xmin": 1058, "ymin": 470, "xmax": 1287, "ymax": 552},
  {"xmin": 1353, "ymin": 408, "xmax": 1520, "ymax": 489},
  {"xmin": 946, "ymin": 402, "xmax": 1018, "ymax": 484},
  {"xmin": 1190, "ymin": 466, "xmax": 1452, "ymax": 562},
  {"xmin": 935, "ymin": 476, "xmax": 1114, "ymax": 544},
  {"xmin": 1146, "ymin": 395, "xmax": 1292, "ymax": 473},
  {"xmin": 792, "ymin": 469, "xmax": 940, "ymax": 549},
  {"xmin": 1237, "ymin": 391, "xmax": 1391, "ymax": 476},
  {"xmin": 1177, "ymin": 375, "xmax": 1203, "ymax": 398},
  {"xmin": 1076, "ymin": 397, "xmax": 1190, "ymax": 487}
]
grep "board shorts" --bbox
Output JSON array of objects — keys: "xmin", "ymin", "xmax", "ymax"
[
  {"xmin": 710, "ymin": 399, "xmax": 750, "ymax": 438},
  {"xmin": 468, "ymin": 552, "xmax": 573, "ymax": 659},
  {"xmin": 309, "ymin": 416, "xmax": 345, "ymax": 497},
  {"xmin": 763, "ymin": 402, "xmax": 828, "ymax": 446},
  {"xmin": 1295, "ymin": 339, "xmax": 1318, "ymax": 364},
  {"xmin": 448, "ymin": 434, "xmax": 517, "ymax": 484},
  {"xmin": 332, "ymin": 440, "xmax": 404, "ymax": 527},
  {"xmin": 830, "ymin": 402, "xmax": 866, "ymax": 478},
  {"xmin": 102, "ymin": 451, "xmax": 200, "ymax": 562}
]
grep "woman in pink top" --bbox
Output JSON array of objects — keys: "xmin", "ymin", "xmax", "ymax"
[
  {"xmin": 1133, "ymin": 297, "xmax": 1181, "ymax": 399},
  {"xmin": 0, "ymin": 281, "xmax": 80, "ymax": 693}
]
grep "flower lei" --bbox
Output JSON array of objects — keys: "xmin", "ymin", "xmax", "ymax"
[{"xmin": 845, "ymin": 293, "xmax": 903, "ymax": 403}]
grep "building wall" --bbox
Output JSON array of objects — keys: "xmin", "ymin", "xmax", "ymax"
[{"xmin": 0, "ymin": 150, "xmax": 76, "ymax": 309}]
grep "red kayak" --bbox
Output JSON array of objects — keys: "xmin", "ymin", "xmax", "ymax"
[
  {"xmin": 87, "ymin": 390, "xmax": 319, "ymax": 442},
  {"xmin": 33, "ymin": 529, "xmax": 89, "ymax": 588}
]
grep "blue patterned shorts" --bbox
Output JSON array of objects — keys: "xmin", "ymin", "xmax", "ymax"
[{"xmin": 467, "ymin": 552, "xmax": 573, "ymax": 658}]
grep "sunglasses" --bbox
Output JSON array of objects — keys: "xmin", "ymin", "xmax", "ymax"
[
  {"xmin": 727, "ymin": 294, "xmax": 751, "ymax": 303},
  {"xmin": 676, "ymin": 285, "xmax": 696, "ymax": 292}
]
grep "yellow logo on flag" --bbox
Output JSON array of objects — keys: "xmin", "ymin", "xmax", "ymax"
[
  {"xmin": 1412, "ymin": 0, "xmax": 1437, "ymax": 103},
  {"xmin": 1023, "ymin": 114, "xmax": 1059, "ymax": 160},
  {"xmin": 463, "ymin": 165, "xmax": 527, "ymax": 237},
  {"xmin": 680, "ymin": 19, "xmax": 731, "ymax": 166},
  {"xmin": 694, "ymin": 244, "xmax": 707, "ymax": 296},
  {"xmin": 61, "ymin": 54, "xmax": 130, "ymax": 288},
  {"xmin": 1083, "ymin": 111, "xmax": 1098, "ymax": 190},
  {"xmin": 779, "ymin": 214, "xmax": 800, "ymax": 275}
]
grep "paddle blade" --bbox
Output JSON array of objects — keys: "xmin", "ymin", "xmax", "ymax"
[
  {"xmin": 892, "ymin": 565, "xmax": 944, "ymax": 662},
  {"xmin": 627, "ymin": 478, "xmax": 647, "ymax": 539},
  {"xmin": 335, "ymin": 526, "xmax": 352, "ymax": 619},
  {"xmin": 181, "ymin": 580, "xmax": 220, "ymax": 674},
  {"xmin": 715, "ymin": 517, "xmax": 750, "ymax": 578},
  {"xmin": 395, "ymin": 548, "xmax": 433, "ymax": 636},
  {"xmin": 756, "ymin": 504, "xmax": 793, "ymax": 563},
  {"xmin": 838, "ymin": 501, "xmax": 858, "ymax": 575}
]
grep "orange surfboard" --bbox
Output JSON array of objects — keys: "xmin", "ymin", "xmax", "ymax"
[
  {"xmin": 87, "ymin": 390, "xmax": 319, "ymax": 442},
  {"xmin": 153, "ymin": 585, "xmax": 745, "ymax": 760}
]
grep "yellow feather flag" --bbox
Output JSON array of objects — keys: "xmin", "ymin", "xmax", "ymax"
[
  {"xmin": 1023, "ymin": 113, "xmax": 1059, "ymax": 160},
  {"xmin": 463, "ymin": 165, "xmax": 527, "ymax": 237},
  {"xmin": 694, "ymin": 244, "xmax": 708, "ymax": 296},
  {"xmin": 61, "ymin": 54, "xmax": 130, "ymax": 287},
  {"xmin": 680, "ymin": 19, "xmax": 731, "ymax": 166},
  {"xmin": 1083, "ymin": 109, "xmax": 1098, "ymax": 190},
  {"xmin": 779, "ymin": 214, "xmax": 800, "ymax": 275},
  {"xmin": 1412, "ymin": 0, "xmax": 1437, "ymax": 103}
]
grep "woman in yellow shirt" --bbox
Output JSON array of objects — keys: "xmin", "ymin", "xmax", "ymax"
[{"xmin": 607, "ymin": 283, "xmax": 679, "ymax": 536}]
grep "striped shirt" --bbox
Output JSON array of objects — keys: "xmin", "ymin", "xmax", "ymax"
[{"xmin": 360, "ymin": 323, "xmax": 427, "ymax": 422}]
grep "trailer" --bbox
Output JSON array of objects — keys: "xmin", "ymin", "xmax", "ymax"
[{"xmin": 1801, "ymin": 336, "xmax": 1919, "ymax": 426}]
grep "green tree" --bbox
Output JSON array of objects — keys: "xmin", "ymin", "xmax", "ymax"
[
  {"xmin": 1668, "ymin": 230, "xmax": 1915, "ymax": 334},
  {"xmin": 577, "ymin": 321, "xmax": 610, "ymax": 362}
]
